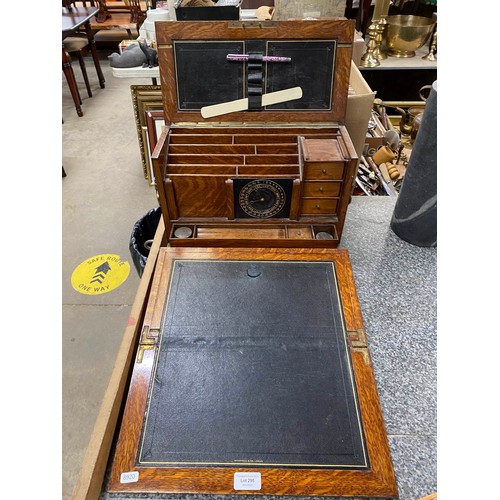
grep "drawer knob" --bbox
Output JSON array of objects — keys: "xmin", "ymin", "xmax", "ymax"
[
  {"xmin": 319, "ymin": 187, "xmax": 324, "ymax": 192},
  {"xmin": 321, "ymin": 169, "xmax": 327, "ymax": 174},
  {"xmin": 315, "ymin": 204, "xmax": 321, "ymax": 209}
]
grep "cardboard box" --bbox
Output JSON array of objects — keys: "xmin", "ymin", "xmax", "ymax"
[
  {"xmin": 352, "ymin": 30, "xmax": 365, "ymax": 66},
  {"xmin": 274, "ymin": 0, "xmax": 346, "ymax": 19},
  {"xmin": 345, "ymin": 61, "xmax": 376, "ymax": 162}
]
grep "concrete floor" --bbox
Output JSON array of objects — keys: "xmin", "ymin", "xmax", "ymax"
[{"xmin": 62, "ymin": 49, "xmax": 158, "ymax": 500}]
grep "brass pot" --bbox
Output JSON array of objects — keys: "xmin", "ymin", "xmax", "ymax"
[
  {"xmin": 396, "ymin": 106, "xmax": 424, "ymax": 136},
  {"xmin": 385, "ymin": 15, "xmax": 436, "ymax": 58},
  {"xmin": 394, "ymin": 85, "xmax": 431, "ymax": 141}
]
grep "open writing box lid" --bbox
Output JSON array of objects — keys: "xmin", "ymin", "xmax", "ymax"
[{"xmin": 154, "ymin": 19, "xmax": 355, "ymax": 124}]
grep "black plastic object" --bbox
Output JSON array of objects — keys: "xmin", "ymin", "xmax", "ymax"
[
  {"xmin": 175, "ymin": 1, "xmax": 241, "ymax": 21},
  {"xmin": 391, "ymin": 80, "xmax": 437, "ymax": 247},
  {"xmin": 129, "ymin": 207, "xmax": 162, "ymax": 277}
]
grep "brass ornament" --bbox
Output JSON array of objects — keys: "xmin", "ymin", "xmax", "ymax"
[
  {"xmin": 423, "ymin": 29, "xmax": 437, "ymax": 61},
  {"xmin": 373, "ymin": 17, "xmax": 388, "ymax": 60},
  {"xmin": 360, "ymin": 23, "xmax": 380, "ymax": 68}
]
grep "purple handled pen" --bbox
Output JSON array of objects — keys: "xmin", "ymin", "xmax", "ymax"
[{"xmin": 227, "ymin": 54, "xmax": 291, "ymax": 62}]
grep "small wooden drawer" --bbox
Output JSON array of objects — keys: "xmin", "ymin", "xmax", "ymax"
[
  {"xmin": 302, "ymin": 181, "xmax": 341, "ymax": 198},
  {"xmin": 300, "ymin": 198, "xmax": 338, "ymax": 215},
  {"xmin": 303, "ymin": 162, "xmax": 345, "ymax": 180}
]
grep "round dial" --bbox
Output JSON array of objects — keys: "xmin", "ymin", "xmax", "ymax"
[{"xmin": 238, "ymin": 179, "xmax": 286, "ymax": 218}]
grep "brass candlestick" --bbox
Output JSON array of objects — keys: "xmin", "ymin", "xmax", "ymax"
[
  {"xmin": 423, "ymin": 29, "xmax": 437, "ymax": 61},
  {"xmin": 360, "ymin": 23, "xmax": 380, "ymax": 68},
  {"xmin": 372, "ymin": 0, "xmax": 391, "ymax": 22},
  {"xmin": 373, "ymin": 17, "xmax": 388, "ymax": 60}
]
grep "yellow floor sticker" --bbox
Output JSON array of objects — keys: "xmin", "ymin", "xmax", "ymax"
[{"xmin": 71, "ymin": 254, "xmax": 131, "ymax": 295}]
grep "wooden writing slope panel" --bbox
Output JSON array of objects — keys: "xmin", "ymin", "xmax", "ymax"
[{"xmin": 107, "ymin": 247, "xmax": 397, "ymax": 497}]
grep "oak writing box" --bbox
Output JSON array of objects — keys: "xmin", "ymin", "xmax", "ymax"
[{"xmin": 151, "ymin": 20, "xmax": 359, "ymax": 248}]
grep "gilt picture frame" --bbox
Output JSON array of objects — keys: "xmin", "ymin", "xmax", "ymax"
[
  {"xmin": 130, "ymin": 85, "xmax": 163, "ymax": 181},
  {"xmin": 145, "ymin": 109, "xmax": 166, "ymax": 186}
]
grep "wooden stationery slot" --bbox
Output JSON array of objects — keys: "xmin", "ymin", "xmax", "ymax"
[
  {"xmin": 237, "ymin": 165, "xmax": 300, "ymax": 176},
  {"xmin": 244, "ymin": 154, "xmax": 298, "ymax": 165},
  {"xmin": 256, "ymin": 143, "xmax": 298, "ymax": 154},
  {"xmin": 171, "ymin": 127, "xmax": 289, "ymax": 135},
  {"xmin": 168, "ymin": 134, "xmax": 233, "ymax": 144},
  {"xmin": 167, "ymin": 165, "xmax": 237, "ymax": 175},
  {"xmin": 233, "ymin": 134, "xmax": 299, "ymax": 144},
  {"xmin": 168, "ymin": 144, "xmax": 257, "ymax": 155},
  {"xmin": 167, "ymin": 154, "xmax": 245, "ymax": 165}
]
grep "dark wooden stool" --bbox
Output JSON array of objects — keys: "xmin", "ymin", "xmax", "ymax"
[{"xmin": 64, "ymin": 36, "xmax": 93, "ymax": 98}]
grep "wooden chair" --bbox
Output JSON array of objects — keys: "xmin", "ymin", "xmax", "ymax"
[
  {"xmin": 95, "ymin": 0, "xmax": 146, "ymax": 24},
  {"xmin": 63, "ymin": 35, "xmax": 94, "ymax": 98},
  {"xmin": 62, "ymin": 2, "xmax": 100, "ymax": 98},
  {"xmin": 63, "ymin": 1, "xmax": 146, "ymax": 36},
  {"xmin": 90, "ymin": 1, "xmax": 147, "ymax": 40}
]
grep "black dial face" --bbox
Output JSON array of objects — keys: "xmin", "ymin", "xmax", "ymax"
[{"xmin": 238, "ymin": 179, "xmax": 286, "ymax": 218}]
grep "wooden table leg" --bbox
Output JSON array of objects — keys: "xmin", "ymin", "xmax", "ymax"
[
  {"xmin": 62, "ymin": 46, "xmax": 83, "ymax": 117},
  {"xmin": 84, "ymin": 20, "xmax": 105, "ymax": 89}
]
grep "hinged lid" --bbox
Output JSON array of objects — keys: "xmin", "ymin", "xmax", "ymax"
[{"xmin": 155, "ymin": 20, "xmax": 355, "ymax": 124}]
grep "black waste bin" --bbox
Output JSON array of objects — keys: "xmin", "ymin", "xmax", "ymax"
[{"xmin": 129, "ymin": 207, "xmax": 162, "ymax": 277}]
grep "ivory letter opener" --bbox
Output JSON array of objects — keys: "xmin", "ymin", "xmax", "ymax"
[{"xmin": 200, "ymin": 87, "xmax": 303, "ymax": 119}]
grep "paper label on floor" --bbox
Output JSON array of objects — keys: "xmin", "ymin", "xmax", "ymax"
[
  {"xmin": 234, "ymin": 472, "xmax": 261, "ymax": 490},
  {"xmin": 71, "ymin": 253, "xmax": 130, "ymax": 295}
]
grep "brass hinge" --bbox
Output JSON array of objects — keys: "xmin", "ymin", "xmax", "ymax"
[
  {"xmin": 348, "ymin": 328, "xmax": 367, "ymax": 348},
  {"xmin": 347, "ymin": 328, "xmax": 370, "ymax": 366},
  {"xmin": 136, "ymin": 325, "xmax": 160, "ymax": 363}
]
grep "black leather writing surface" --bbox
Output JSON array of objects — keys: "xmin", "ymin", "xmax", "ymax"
[
  {"xmin": 174, "ymin": 41, "xmax": 245, "ymax": 109},
  {"xmin": 265, "ymin": 41, "xmax": 336, "ymax": 110},
  {"xmin": 173, "ymin": 40, "xmax": 336, "ymax": 112},
  {"xmin": 138, "ymin": 260, "xmax": 368, "ymax": 469}
]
